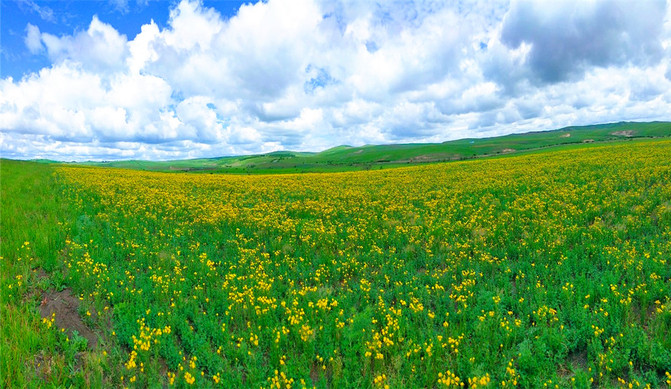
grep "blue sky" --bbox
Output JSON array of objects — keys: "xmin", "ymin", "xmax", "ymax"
[
  {"xmin": 2, "ymin": 0, "xmax": 245, "ymax": 79},
  {"xmin": 3, "ymin": 0, "xmax": 165, "ymax": 79},
  {"xmin": 1, "ymin": 0, "xmax": 670, "ymax": 161}
]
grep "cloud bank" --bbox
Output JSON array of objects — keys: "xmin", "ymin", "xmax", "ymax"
[{"xmin": 2, "ymin": 0, "xmax": 670, "ymax": 161}]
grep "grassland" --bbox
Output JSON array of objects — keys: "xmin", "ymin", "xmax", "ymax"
[
  {"xmin": 2, "ymin": 139, "xmax": 671, "ymax": 388},
  {"xmin": 79, "ymin": 121, "xmax": 671, "ymax": 174},
  {"xmin": 0, "ymin": 160, "xmax": 86, "ymax": 386}
]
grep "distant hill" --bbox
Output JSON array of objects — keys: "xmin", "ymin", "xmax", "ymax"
[{"xmin": 79, "ymin": 121, "xmax": 671, "ymax": 173}]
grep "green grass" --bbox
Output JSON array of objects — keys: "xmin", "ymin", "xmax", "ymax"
[
  {"xmin": 0, "ymin": 160, "xmax": 122, "ymax": 387},
  {"xmin": 3, "ymin": 139, "xmax": 670, "ymax": 387},
  {"xmin": 74, "ymin": 121, "xmax": 671, "ymax": 174}
]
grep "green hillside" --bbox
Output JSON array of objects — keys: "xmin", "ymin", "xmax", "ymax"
[{"xmin": 79, "ymin": 121, "xmax": 670, "ymax": 173}]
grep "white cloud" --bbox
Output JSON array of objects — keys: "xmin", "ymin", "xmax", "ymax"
[
  {"xmin": 500, "ymin": 0, "xmax": 667, "ymax": 83},
  {"xmin": 109, "ymin": 0, "xmax": 129, "ymax": 13},
  {"xmin": 25, "ymin": 24, "xmax": 44, "ymax": 54},
  {"xmin": 40, "ymin": 16, "xmax": 129, "ymax": 73},
  {"xmin": 107, "ymin": 72, "xmax": 172, "ymax": 113},
  {"xmin": 17, "ymin": 0, "xmax": 55, "ymax": 23},
  {"xmin": 176, "ymin": 96, "xmax": 225, "ymax": 143},
  {"xmin": 126, "ymin": 20, "xmax": 161, "ymax": 74},
  {"xmin": 2, "ymin": 0, "xmax": 670, "ymax": 161}
]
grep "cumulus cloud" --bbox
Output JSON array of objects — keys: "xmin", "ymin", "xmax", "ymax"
[
  {"xmin": 1, "ymin": 0, "xmax": 670, "ymax": 161},
  {"xmin": 39, "ymin": 16, "xmax": 129, "ymax": 73},
  {"xmin": 24, "ymin": 24, "xmax": 44, "ymax": 54},
  {"xmin": 500, "ymin": 0, "xmax": 667, "ymax": 83}
]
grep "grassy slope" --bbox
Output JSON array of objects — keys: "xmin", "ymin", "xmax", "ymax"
[
  {"xmin": 55, "ymin": 140, "xmax": 671, "ymax": 387},
  {"xmin": 78, "ymin": 121, "xmax": 671, "ymax": 174},
  {"xmin": 2, "ymin": 140, "xmax": 671, "ymax": 387}
]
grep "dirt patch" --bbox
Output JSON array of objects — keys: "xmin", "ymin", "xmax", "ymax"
[
  {"xmin": 569, "ymin": 348, "xmax": 587, "ymax": 370},
  {"xmin": 560, "ymin": 133, "xmax": 571, "ymax": 138},
  {"xmin": 410, "ymin": 155, "xmax": 436, "ymax": 162},
  {"xmin": 35, "ymin": 267, "xmax": 49, "ymax": 280},
  {"xmin": 39, "ymin": 289, "xmax": 98, "ymax": 349},
  {"xmin": 557, "ymin": 348, "xmax": 588, "ymax": 379},
  {"xmin": 502, "ymin": 148, "xmax": 515, "ymax": 153},
  {"xmin": 582, "ymin": 139, "xmax": 594, "ymax": 143},
  {"xmin": 31, "ymin": 349, "xmax": 60, "ymax": 382},
  {"xmin": 611, "ymin": 130, "xmax": 634, "ymax": 137},
  {"xmin": 352, "ymin": 150, "xmax": 364, "ymax": 154},
  {"xmin": 309, "ymin": 362, "xmax": 321, "ymax": 385}
]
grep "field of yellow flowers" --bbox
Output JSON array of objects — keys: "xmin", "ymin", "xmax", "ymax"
[{"xmin": 2, "ymin": 140, "xmax": 671, "ymax": 387}]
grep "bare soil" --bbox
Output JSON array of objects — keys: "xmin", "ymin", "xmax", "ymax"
[
  {"xmin": 39, "ymin": 289, "xmax": 98, "ymax": 349},
  {"xmin": 410, "ymin": 155, "xmax": 436, "ymax": 162}
]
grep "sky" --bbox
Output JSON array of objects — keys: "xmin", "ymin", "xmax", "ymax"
[{"xmin": 1, "ymin": 0, "xmax": 670, "ymax": 161}]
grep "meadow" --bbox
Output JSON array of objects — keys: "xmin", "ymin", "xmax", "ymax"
[{"xmin": 2, "ymin": 139, "xmax": 671, "ymax": 388}]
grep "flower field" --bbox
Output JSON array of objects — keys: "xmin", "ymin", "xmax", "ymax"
[{"xmin": 2, "ymin": 140, "xmax": 671, "ymax": 387}]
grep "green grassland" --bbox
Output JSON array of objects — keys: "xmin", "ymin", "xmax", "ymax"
[
  {"xmin": 77, "ymin": 121, "xmax": 671, "ymax": 174},
  {"xmin": 2, "ymin": 138, "xmax": 671, "ymax": 387},
  {"xmin": 0, "ymin": 160, "xmax": 99, "ymax": 386}
]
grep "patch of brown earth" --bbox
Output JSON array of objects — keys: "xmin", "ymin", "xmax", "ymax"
[
  {"xmin": 582, "ymin": 139, "xmax": 594, "ymax": 143},
  {"xmin": 410, "ymin": 155, "xmax": 436, "ymax": 162},
  {"xmin": 611, "ymin": 130, "xmax": 634, "ymax": 137},
  {"xmin": 35, "ymin": 267, "xmax": 49, "ymax": 279},
  {"xmin": 39, "ymin": 289, "xmax": 98, "ymax": 349},
  {"xmin": 560, "ymin": 133, "xmax": 571, "ymax": 138},
  {"xmin": 502, "ymin": 148, "xmax": 515, "ymax": 153},
  {"xmin": 568, "ymin": 348, "xmax": 587, "ymax": 370},
  {"xmin": 31, "ymin": 349, "xmax": 62, "ymax": 382},
  {"xmin": 309, "ymin": 362, "xmax": 322, "ymax": 386},
  {"xmin": 558, "ymin": 348, "xmax": 588, "ymax": 379}
]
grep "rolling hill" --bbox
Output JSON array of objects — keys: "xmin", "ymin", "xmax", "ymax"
[{"xmin": 79, "ymin": 121, "xmax": 671, "ymax": 173}]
